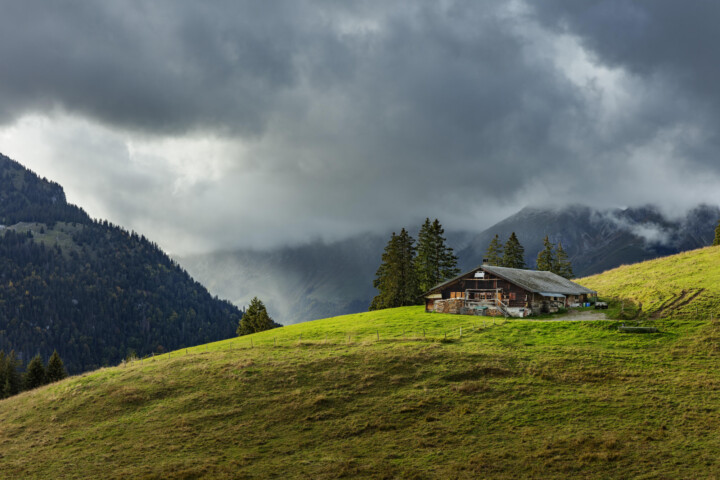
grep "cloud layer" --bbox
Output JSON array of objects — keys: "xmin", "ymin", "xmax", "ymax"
[{"xmin": 1, "ymin": 1, "xmax": 719, "ymax": 253}]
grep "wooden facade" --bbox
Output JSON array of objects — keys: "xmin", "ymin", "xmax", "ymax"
[{"xmin": 424, "ymin": 265, "xmax": 596, "ymax": 317}]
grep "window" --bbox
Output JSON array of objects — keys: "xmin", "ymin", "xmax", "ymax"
[{"xmin": 509, "ymin": 292, "xmax": 516, "ymax": 301}]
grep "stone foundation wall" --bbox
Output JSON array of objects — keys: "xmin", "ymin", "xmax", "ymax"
[{"xmin": 432, "ymin": 298, "xmax": 465, "ymax": 314}]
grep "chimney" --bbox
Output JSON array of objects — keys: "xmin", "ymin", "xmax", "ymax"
[{"xmin": 482, "ymin": 258, "xmax": 489, "ymax": 265}]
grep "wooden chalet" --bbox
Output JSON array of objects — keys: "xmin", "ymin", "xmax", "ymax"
[{"xmin": 424, "ymin": 264, "xmax": 597, "ymax": 317}]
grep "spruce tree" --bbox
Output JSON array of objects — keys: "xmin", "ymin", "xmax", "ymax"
[
  {"xmin": 502, "ymin": 232, "xmax": 526, "ymax": 269},
  {"xmin": 370, "ymin": 228, "xmax": 419, "ymax": 310},
  {"xmin": 485, "ymin": 234, "xmax": 503, "ymax": 266},
  {"xmin": 46, "ymin": 350, "xmax": 68, "ymax": 383},
  {"xmin": 415, "ymin": 218, "xmax": 460, "ymax": 293},
  {"xmin": 714, "ymin": 219, "xmax": 720, "ymax": 246},
  {"xmin": 0, "ymin": 351, "xmax": 6, "ymax": 399},
  {"xmin": 237, "ymin": 297, "xmax": 275, "ymax": 336},
  {"xmin": 3, "ymin": 351, "xmax": 21, "ymax": 398},
  {"xmin": 554, "ymin": 242, "xmax": 573, "ymax": 279},
  {"xmin": 24, "ymin": 354, "xmax": 46, "ymax": 390},
  {"xmin": 536, "ymin": 235, "xmax": 555, "ymax": 271}
]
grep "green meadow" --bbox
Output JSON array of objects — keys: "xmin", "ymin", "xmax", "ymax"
[
  {"xmin": 581, "ymin": 245, "xmax": 720, "ymax": 319},
  {"xmin": 3, "ymin": 247, "xmax": 720, "ymax": 479}
]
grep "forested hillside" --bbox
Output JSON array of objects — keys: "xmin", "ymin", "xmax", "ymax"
[{"xmin": 0, "ymin": 154, "xmax": 241, "ymax": 373}]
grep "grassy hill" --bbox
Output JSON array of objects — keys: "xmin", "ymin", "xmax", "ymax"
[
  {"xmin": 3, "ymin": 305, "xmax": 720, "ymax": 479},
  {"xmin": 581, "ymin": 245, "xmax": 720, "ymax": 319}
]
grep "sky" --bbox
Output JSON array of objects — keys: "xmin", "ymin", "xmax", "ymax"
[{"xmin": 1, "ymin": 0, "xmax": 720, "ymax": 254}]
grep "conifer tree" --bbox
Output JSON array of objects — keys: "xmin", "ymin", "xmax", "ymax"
[
  {"xmin": 237, "ymin": 297, "xmax": 275, "ymax": 336},
  {"xmin": 714, "ymin": 219, "xmax": 720, "ymax": 246},
  {"xmin": 370, "ymin": 228, "xmax": 419, "ymax": 310},
  {"xmin": 536, "ymin": 235, "xmax": 555, "ymax": 271},
  {"xmin": 24, "ymin": 354, "xmax": 46, "ymax": 390},
  {"xmin": 46, "ymin": 350, "xmax": 68, "ymax": 383},
  {"xmin": 3, "ymin": 351, "xmax": 21, "ymax": 398},
  {"xmin": 554, "ymin": 242, "xmax": 573, "ymax": 279},
  {"xmin": 415, "ymin": 218, "xmax": 460, "ymax": 293},
  {"xmin": 502, "ymin": 232, "xmax": 526, "ymax": 269},
  {"xmin": 0, "ymin": 351, "xmax": 6, "ymax": 398},
  {"xmin": 485, "ymin": 234, "xmax": 504, "ymax": 266}
]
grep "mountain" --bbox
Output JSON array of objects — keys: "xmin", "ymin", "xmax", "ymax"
[
  {"xmin": 458, "ymin": 204, "xmax": 720, "ymax": 276},
  {"xmin": 0, "ymin": 153, "xmax": 242, "ymax": 373},
  {"xmin": 176, "ymin": 234, "xmax": 388, "ymax": 326},
  {"xmin": 176, "ymin": 231, "xmax": 476, "ymax": 326}
]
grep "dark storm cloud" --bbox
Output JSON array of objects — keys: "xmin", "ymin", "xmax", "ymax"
[
  {"xmin": 532, "ymin": 0, "xmax": 720, "ymax": 169},
  {"xmin": 1, "ymin": 1, "xmax": 719, "ymax": 251}
]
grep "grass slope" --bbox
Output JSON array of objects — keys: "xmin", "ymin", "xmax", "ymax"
[
  {"xmin": 581, "ymin": 245, "xmax": 720, "ymax": 319},
  {"xmin": 2, "ymin": 305, "xmax": 720, "ymax": 479}
]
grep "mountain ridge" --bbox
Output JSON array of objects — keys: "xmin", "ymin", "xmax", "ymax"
[{"xmin": 0, "ymin": 153, "xmax": 242, "ymax": 373}]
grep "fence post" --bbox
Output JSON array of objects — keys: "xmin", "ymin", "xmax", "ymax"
[
  {"xmin": 250, "ymin": 338, "xmax": 253, "ymax": 348},
  {"xmin": 460, "ymin": 327, "xmax": 462, "ymax": 339},
  {"xmin": 377, "ymin": 330, "xmax": 379, "ymax": 341},
  {"xmin": 423, "ymin": 328, "xmax": 425, "ymax": 338},
  {"xmin": 274, "ymin": 337, "xmax": 277, "ymax": 346}
]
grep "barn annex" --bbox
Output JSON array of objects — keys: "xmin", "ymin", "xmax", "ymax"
[{"xmin": 424, "ymin": 264, "xmax": 597, "ymax": 317}]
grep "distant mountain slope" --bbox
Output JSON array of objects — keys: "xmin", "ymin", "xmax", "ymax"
[
  {"xmin": 0, "ymin": 153, "xmax": 241, "ymax": 373},
  {"xmin": 580, "ymin": 245, "xmax": 720, "ymax": 319},
  {"xmin": 458, "ymin": 205, "xmax": 719, "ymax": 276},
  {"xmin": 176, "ymin": 234, "xmax": 388, "ymax": 325},
  {"xmin": 179, "ymin": 205, "xmax": 719, "ymax": 325}
]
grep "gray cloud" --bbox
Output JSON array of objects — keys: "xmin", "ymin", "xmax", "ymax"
[{"xmin": 0, "ymin": 1, "xmax": 719, "ymax": 253}]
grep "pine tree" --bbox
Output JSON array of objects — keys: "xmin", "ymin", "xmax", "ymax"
[
  {"xmin": 46, "ymin": 350, "xmax": 67, "ymax": 383},
  {"xmin": 370, "ymin": 228, "xmax": 419, "ymax": 310},
  {"xmin": 554, "ymin": 242, "xmax": 573, "ymax": 279},
  {"xmin": 0, "ymin": 351, "xmax": 6, "ymax": 399},
  {"xmin": 714, "ymin": 219, "xmax": 720, "ymax": 246},
  {"xmin": 502, "ymin": 232, "xmax": 526, "ymax": 269},
  {"xmin": 415, "ymin": 218, "xmax": 460, "ymax": 293},
  {"xmin": 24, "ymin": 354, "xmax": 46, "ymax": 390},
  {"xmin": 3, "ymin": 351, "xmax": 21, "ymax": 398},
  {"xmin": 536, "ymin": 235, "xmax": 555, "ymax": 271},
  {"xmin": 485, "ymin": 234, "xmax": 503, "ymax": 266},
  {"xmin": 237, "ymin": 297, "xmax": 275, "ymax": 336}
]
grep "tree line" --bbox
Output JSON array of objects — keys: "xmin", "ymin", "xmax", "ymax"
[
  {"xmin": 369, "ymin": 225, "xmax": 577, "ymax": 312},
  {"xmin": 0, "ymin": 349, "xmax": 67, "ymax": 399},
  {"xmin": 484, "ymin": 232, "xmax": 573, "ymax": 278},
  {"xmin": 370, "ymin": 219, "xmax": 459, "ymax": 310}
]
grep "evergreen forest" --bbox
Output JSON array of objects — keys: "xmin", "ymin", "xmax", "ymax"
[{"xmin": 0, "ymin": 154, "xmax": 242, "ymax": 373}]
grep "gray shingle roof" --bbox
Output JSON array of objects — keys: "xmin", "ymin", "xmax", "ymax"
[{"xmin": 424, "ymin": 265, "xmax": 596, "ymax": 296}]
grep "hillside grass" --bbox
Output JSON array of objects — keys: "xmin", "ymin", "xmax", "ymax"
[
  {"xmin": 6, "ymin": 221, "xmax": 84, "ymax": 254},
  {"xmin": 580, "ymin": 245, "xmax": 720, "ymax": 320},
  {"xmin": 3, "ymin": 305, "xmax": 720, "ymax": 479}
]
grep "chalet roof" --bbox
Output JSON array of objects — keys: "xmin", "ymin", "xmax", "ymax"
[{"xmin": 424, "ymin": 265, "xmax": 597, "ymax": 296}]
